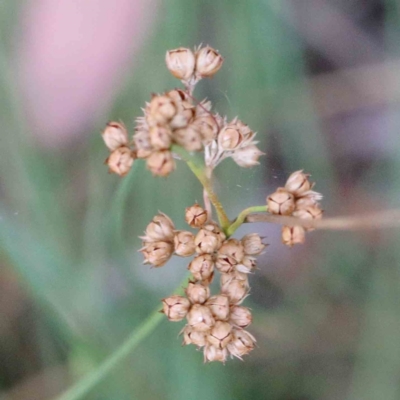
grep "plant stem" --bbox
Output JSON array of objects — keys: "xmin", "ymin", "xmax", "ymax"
[
  {"xmin": 54, "ymin": 275, "xmax": 190, "ymax": 400},
  {"xmin": 172, "ymin": 145, "xmax": 230, "ymax": 230},
  {"xmin": 226, "ymin": 205, "xmax": 268, "ymax": 237}
]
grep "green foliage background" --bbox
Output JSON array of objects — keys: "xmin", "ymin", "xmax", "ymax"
[{"xmin": 0, "ymin": 1, "xmax": 400, "ymax": 399}]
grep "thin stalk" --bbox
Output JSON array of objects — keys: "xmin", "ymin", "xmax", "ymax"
[
  {"xmin": 54, "ymin": 275, "xmax": 190, "ymax": 400},
  {"xmin": 226, "ymin": 205, "xmax": 268, "ymax": 237},
  {"xmin": 172, "ymin": 145, "xmax": 230, "ymax": 230}
]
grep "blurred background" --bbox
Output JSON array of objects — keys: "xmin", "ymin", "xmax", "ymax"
[{"xmin": 1, "ymin": 0, "xmax": 400, "ymax": 399}]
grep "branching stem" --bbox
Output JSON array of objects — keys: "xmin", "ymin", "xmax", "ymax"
[{"xmin": 226, "ymin": 205, "xmax": 268, "ymax": 237}]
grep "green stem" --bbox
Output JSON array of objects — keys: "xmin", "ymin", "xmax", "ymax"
[
  {"xmin": 54, "ymin": 275, "xmax": 189, "ymax": 400},
  {"xmin": 172, "ymin": 145, "xmax": 230, "ymax": 230},
  {"xmin": 226, "ymin": 205, "xmax": 268, "ymax": 237}
]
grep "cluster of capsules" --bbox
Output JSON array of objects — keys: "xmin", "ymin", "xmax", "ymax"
[
  {"xmin": 139, "ymin": 204, "xmax": 266, "ymax": 363},
  {"xmin": 266, "ymin": 170, "xmax": 323, "ymax": 246},
  {"xmin": 101, "ymin": 45, "xmax": 264, "ymax": 177}
]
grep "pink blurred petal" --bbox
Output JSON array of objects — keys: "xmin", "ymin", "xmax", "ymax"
[{"xmin": 18, "ymin": 0, "xmax": 158, "ymax": 147}]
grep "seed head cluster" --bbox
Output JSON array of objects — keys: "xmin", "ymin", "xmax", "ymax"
[
  {"xmin": 140, "ymin": 204, "xmax": 266, "ymax": 363},
  {"xmin": 266, "ymin": 170, "xmax": 323, "ymax": 246},
  {"xmin": 101, "ymin": 45, "xmax": 263, "ymax": 177}
]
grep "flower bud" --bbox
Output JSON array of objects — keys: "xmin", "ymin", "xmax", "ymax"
[
  {"xmin": 207, "ymin": 321, "xmax": 232, "ymax": 349},
  {"xmin": 203, "ymin": 345, "xmax": 228, "ymax": 363},
  {"xmin": 195, "ymin": 224, "xmax": 225, "ymax": 254},
  {"xmin": 181, "ymin": 325, "xmax": 207, "ymax": 347},
  {"xmin": 149, "ymin": 125, "xmax": 172, "ymax": 150},
  {"xmin": 187, "ymin": 304, "xmax": 215, "ymax": 332},
  {"xmin": 165, "ymin": 47, "xmax": 196, "ymax": 81},
  {"xmin": 227, "ymin": 329, "xmax": 256, "ymax": 359},
  {"xmin": 188, "ymin": 254, "xmax": 214, "ymax": 282},
  {"xmin": 229, "ymin": 306, "xmax": 252, "ymax": 328},
  {"xmin": 236, "ymin": 256, "xmax": 257, "ymax": 274},
  {"xmin": 221, "ymin": 273, "xmax": 249, "ymax": 304},
  {"xmin": 195, "ymin": 46, "xmax": 224, "ymax": 77},
  {"xmin": 285, "ymin": 170, "xmax": 312, "ymax": 196},
  {"xmin": 218, "ymin": 125, "xmax": 243, "ymax": 150},
  {"xmin": 162, "ymin": 295, "xmax": 190, "ymax": 321},
  {"xmin": 185, "ymin": 281, "xmax": 210, "ymax": 304},
  {"xmin": 143, "ymin": 213, "xmax": 175, "ymax": 242},
  {"xmin": 146, "ymin": 150, "xmax": 175, "ymax": 177},
  {"xmin": 173, "ymin": 126, "xmax": 203, "ymax": 152},
  {"xmin": 281, "ymin": 226, "xmax": 306, "ymax": 247},
  {"xmin": 267, "ymin": 188, "xmax": 295, "ymax": 215},
  {"xmin": 205, "ymin": 295, "xmax": 230, "ymax": 320},
  {"xmin": 140, "ymin": 241, "xmax": 173, "ymax": 267},
  {"xmin": 147, "ymin": 95, "xmax": 176, "ymax": 125},
  {"xmin": 191, "ymin": 115, "xmax": 219, "ymax": 144},
  {"xmin": 174, "ymin": 231, "xmax": 196, "ymax": 257},
  {"xmin": 185, "ymin": 204, "xmax": 208, "ymax": 228},
  {"xmin": 102, "ymin": 121, "xmax": 128, "ymax": 151},
  {"xmin": 241, "ymin": 233, "xmax": 266, "ymax": 255},
  {"xmin": 106, "ymin": 147, "xmax": 134, "ymax": 176},
  {"xmin": 232, "ymin": 145, "xmax": 264, "ymax": 168}
]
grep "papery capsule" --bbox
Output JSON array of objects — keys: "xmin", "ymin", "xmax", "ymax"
[
  {"xmin": 195, "ymin": 224, "xmax": 225, "ymax": 254},
  {"xmin": 267, "ymin": 188, "xmax": 295, "ymax": 215},
  {"xmin": 165, "ymin": 47, "xmax": 196, "ymax": 81},
  {"xmin": 106, "ymin": 147, "xmax": 134, "ymax": 176},
  {"xmin": 140, "ymin": 241, "xmax": 173, "ymax": 267},
  {"xmin": 144, "ymin": 213, "xmax": 175, "ymax": 242},
  {"xmin": 191, "ymin": 115, "xmax": 219, "ymax": 144},
  {"xmin": 170, "ymin": 100, "xmax": 195, "ymax": 129},
  {"xmin": 185, "ymin": 282, "xmax": 210, "ymax": 304},
  {"xmin": 205, "ymin": 295, "xmax": 230, "ymax": 320},
  {"xmin": 146, "ymin": 150, "xmax": 175, "ymax": 176},
  {"xmin": 285, "ymin": 170, "xmax": 312, "ymax": 196},
  {"xmin": 195, "ymin": 46, "xmax": 224, "ymax": 77},
  {"xmin": 227, "ymin": 329, "xmax": 256, "ymax": 359},
  {"xmin": 281, "ymin": 226, "xmax": 306, "ymax": 247},
  {"xmin": 181, "ymin": 325, "xmax": 207, "ymax": 347},
  {"xmin": 185, "ymin": 204, "xmax": 208, "ymax": 228},
  {"xmin": 229, "ymin": 306, "xmax": 252, "ymax": 328},
  {"xmin": 220, "ymin": 274, "xmax": 249, "ymax": 304},
  {"xmin": 149, "ymin": 125, "xmax": 172, "ymax": 150},
  {"xmin": 232, "ymin": 145, "xmax": 264, "ymax": 168},
  {"xmin": 203, "ymin": 345, "xmax": 228, "ymax": 363},
  {"xmin": 236, "ymin": 256, "xmax": 257, "ymax": 274},
  {"xmin": 241, "ymin": 233, "xmax": 266, "ymax": 255},
  {"xmin": 188, "ymin": 254, "xmax": 214, "ymax": 282},
  {"xmin": 187, "ymin": 304, "xmax": 215, "ymax": 332},
  {"xmin": 162, "ymin": 295, "xmax": 190, "ymax": 321},
  {"xmin": 207, "ymin": 321, "xmax": 232, "ymax": 349},
  {"xmin": 218, "ymin": 239, "xmax": 244, "ymax": 263},
  {"xmin": 174, "ymin": 231, "xmax": 196, "ymax": 257},
  {"xmin": 147, "ymin": 95, "xmax": 177, "ymax": 125},
  {"xmin": 218, "ymin": 125, "xmax": 243, "ymax": 150},
  {"xmin": 102, "ymin": 121, "xmax": 128, "ymax": 151},
  {"xmin": 173, "ymin": 126, "xmax": 203, "ymax": 152}
]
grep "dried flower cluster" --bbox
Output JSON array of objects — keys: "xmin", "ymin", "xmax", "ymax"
[
  {"xmin": 141, "ymin": 204, "xmax": 265, "ymax": 362},
  {"xmin": 101, "ymin": 45, "xmax": 325, "ymax": 364},
  {"xmin": 267, "ymin": 170, "xmax": 323, "ymax": 246},
  {"xmin": 101, "ymin": 45, "xmax": 263, "ymax": 177}
]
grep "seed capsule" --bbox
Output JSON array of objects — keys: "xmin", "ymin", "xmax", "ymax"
[
  {"xmin": 218, "ymin": 125, "xmax": 243, "ymax": 150},
  {"xmin": 185, "ymin": 204, "xmax": 208, "ymax": 228},
  {"xmin": 146, "ymin": 150, "xmax": 175, "ymax": 177},
  {"xmin": 195, "ymin": 46, "xmax": 224, "ymax": 78},
  {"xmin": 203, "ymin": 345, "xmax": 228, "ymax": 363},
  {"xmin": 285, "ymin": 170, "xmax": 312, "ymax": 196},
  {"xmin": 147, "ymin": 95, "xmax": 176, "ymax": 125},
  {"xmin": 106, "ymin": 146, "xmax": 134, "ymax": 177},
  {"xmin": 207, "ymin": 321, "xmax": 232, "ymax": 349},
  {"xmin": 185, "ymin": 282, "xmax": 210, "ymax": 304},
  {"xmin": 267, "ymin": 188, "xmax": 295, "ymax": 215},
  {"xmin": 241, "ymin": 233, "xmax": 266, "ymax": 255},
  {"xmin": 162, "ymin": 295, "xmax": 190, "ymax": 321},
  {"xmin": 229, "ymin": 306, "xmax": 252, "ymax": 328},
  {"xmin": 188, "ymin": 254, "xmax": 214, "ymax": 282},
  {"xmin": 236, "ymin": 256, "xmax": 257, "ymax": 274},
  {"xmin": 140, "ymin": 241, "xmax": 173, "ymax": 267},
  {"xmin": 173, "ymin": 126, "xmax": 203, "ymax": 152},
  {"xmin": 170, "ymin": 100, "xmax": 195, "ymax": 129},
  {"xmin": 191, "ymin": 115, "xmax": 219, "ymax": 144},
  {"xmin": 149, "ymin": 125, "xmax": 172, "ymax": 150},
  {"xmin": 205, "ymin": 295, "xmax": 230, "ymax": 320},
  {"xmin": 232, "ymin": 145, "xmax": 264, "ymax": 168},
  {"xmin": 281, "ymin": 226, "xmax": 306, "ymax": 247},
  {"xmin": 216, "ymin": 239, "xmax": 245, "ymax": 273},
  {"xmin": 195, "ymin": 224, "xmax": 225, "ymax": 254},
  {"xmin": 220, "ymin": 273, "xmax": 249, "ymax": 304},
  {"xmin": 174, "ymin": 231, "xmax": 196, "ymax": 257},
  {"xmin": 143, "ymin": 213, "xmax": 175, "ymax": 242},
  {"xmin": 102, "ymin": 121, "xmax": 128, "ymax": 151},
  {"xmin": 227, "ymin": 329, "xmax": 256, "ymax": 359},
  {"xmin": 181, "ymin": 325, "xmax": 207, "ymax": 347},
  {"xmin": 165, "ymin": 47, "xmax": 196, "ymax": 81},
  {"xmin": 187, "ymin": 304, "xmax": 215, "ymax": 332}
]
